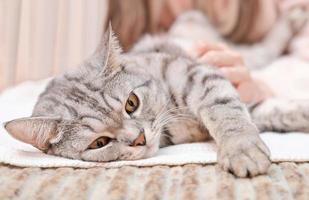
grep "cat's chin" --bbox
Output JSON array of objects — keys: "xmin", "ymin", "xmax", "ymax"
[
  {"xmin": 143, "ymin": 143, "xmax": 160, "ymax": 158},
  {"xmin": 119, "ymin": 144, "xmax": 160, "ymax": 161},
  {"xmin": 116, "ymin": 144, "xmax": 159, "ymax": 161}
]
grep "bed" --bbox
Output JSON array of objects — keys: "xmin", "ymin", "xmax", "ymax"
[{"xmin": 0, "ymin": 163, "xmax": 308, "ymax": 199}]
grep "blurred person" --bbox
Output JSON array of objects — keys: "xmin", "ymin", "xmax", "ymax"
[{"xmin": 106, "ymin": 0, "xmax": 309, "ymax": 103}]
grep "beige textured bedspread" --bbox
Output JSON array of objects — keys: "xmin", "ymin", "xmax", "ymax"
[{"xmin": 0, "ymin": 163, "xmax": 309, "ymax": 200}]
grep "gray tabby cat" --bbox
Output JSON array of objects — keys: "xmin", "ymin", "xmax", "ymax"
[{"xmin": 4, "ymin": 26, "xmax": 309, "ymax": 178}]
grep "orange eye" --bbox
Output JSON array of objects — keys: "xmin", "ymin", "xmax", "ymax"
[
  {"xmin": 125, "ymin": 93, "xmax": 139, "ymax": 114},
  {"xmin": 88, "ymin": 137, "xmax": 111, "ymax": 149}
]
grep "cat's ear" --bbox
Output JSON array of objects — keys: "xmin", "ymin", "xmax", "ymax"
[
  {"xmin": 3, "ymin": 117, "xmax": 61, "ymax": 151},
  {"xmin": 95, "ymin": 23, "xmax": 122, "ymax": 73}
]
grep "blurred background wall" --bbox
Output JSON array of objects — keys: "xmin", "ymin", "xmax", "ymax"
[{"xmin": 0, "ymin": 0, "xmax": 108, "ymax": 91}]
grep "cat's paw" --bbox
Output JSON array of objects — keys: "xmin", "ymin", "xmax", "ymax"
[{"xmin": 218, "ymin": 134, "xmax": 271, "ymax": 177}]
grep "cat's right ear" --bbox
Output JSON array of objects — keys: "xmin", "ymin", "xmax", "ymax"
[
  {"xmin": 95, "ymin": 23, "xmax": 123, "ymax": 74},
  {"xmin": 3, "ymin": 117, "xmax": 61, "ymax": 151}
]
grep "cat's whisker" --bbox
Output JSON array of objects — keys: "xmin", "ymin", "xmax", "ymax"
[
  {"xmin": 152, "ymin": 106, "xmax": 191, "ymax": 128},
  {"xmin": 153, "ymin": 113, "xmax": 188, "ymax": 129},
  {"xmin": 155, "ymin": 105, "xmax": 189, "ymax": 119},
  {"xmin": 154, "ymin": 118, "xmax": 194, "ymax": 131},
  {"xmin": 156, "ymin": 114, "xmax": 192, "ymax": 124},
  {"xmin": 154, "ymin": 112, "xmax": 194, "ymax": 124},
  {"xmin": 152, "ymin": 115, "xmax": 196, "ymax": 132}
]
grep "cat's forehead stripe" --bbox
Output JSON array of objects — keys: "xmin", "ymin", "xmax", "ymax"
[
  {"xmin": 134, "ymin": 80, "xmax": 152, "ymax": 89},
  {"xmin": 100, "ymin": 92, "xmax": 114, "ymax": 111}
]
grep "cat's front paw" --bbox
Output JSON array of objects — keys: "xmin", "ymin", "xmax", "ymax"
[{"xmin": 218, "ymin": 134, "xmax": 271, "ymax": 177}]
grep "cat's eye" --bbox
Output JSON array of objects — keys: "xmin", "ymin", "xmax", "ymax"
[
  {"xmin": 88, "ymin": 137, "xmax": 111, "ymax": 149},
  {"xmin": 125, "ymin": 93, "xmax": 139, "ymax": 115}
]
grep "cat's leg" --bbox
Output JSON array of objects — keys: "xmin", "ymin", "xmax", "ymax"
[
  {"xmin": 250, "ymin": 99, "xmax": 309, "ymax": 133},
  {"xmin": 182, "ymin": 65, "xmax": 271, "ymax": 177}
]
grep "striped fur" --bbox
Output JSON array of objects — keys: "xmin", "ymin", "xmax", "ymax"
[{"xmin": 5, "ymin": 28, "xmax": 309, "ymax": 177}]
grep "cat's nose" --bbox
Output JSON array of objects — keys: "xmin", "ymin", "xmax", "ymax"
[{"xmin": 131, "ymin": 133, "xmax": 146, "ymax": 146}]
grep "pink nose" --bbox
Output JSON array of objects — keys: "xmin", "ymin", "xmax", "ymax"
[{"xmin": 131, "ymin": 133, "xmax": 146, "ymax": 146}]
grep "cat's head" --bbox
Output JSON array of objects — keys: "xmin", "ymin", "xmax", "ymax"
[{"xmin": 3, "ymin": 25, "xmax": 170, "ymax": 162}]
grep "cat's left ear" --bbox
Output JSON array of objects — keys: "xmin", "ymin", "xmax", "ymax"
[
  {"xmin": 3, "ymin": 117, "xmax": 61, "ymax": 151},
  {"xmin": 95, "ymin": 23, "xmax": 123, "ymax": 74}
]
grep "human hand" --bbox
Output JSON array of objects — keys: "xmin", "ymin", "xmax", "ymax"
[{"xmin": 190, "ymin": 42, "xmax": 274, "ymax": 103}]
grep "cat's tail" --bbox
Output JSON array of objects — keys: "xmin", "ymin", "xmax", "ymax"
[{"xmin": 249, "ymin": 98, "xmax": 309, "ymax": 133}]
